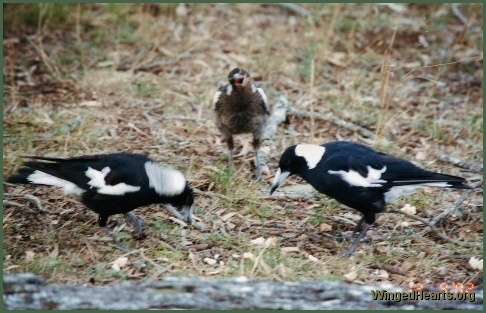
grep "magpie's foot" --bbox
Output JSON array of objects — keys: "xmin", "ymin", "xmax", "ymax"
[{"xmin": 102, "ymin": 227, "xmax": 132, "ymax": 252}]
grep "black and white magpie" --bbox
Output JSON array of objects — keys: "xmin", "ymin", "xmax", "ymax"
[
  {"xmin": 269, "ymin": 141, "xmax": 472, "ymax": 256},
  {"xmin": 7, "ymin": 153, "xmax": 194, "ymax": 250},
  {"xmin": 213, "ymin": 67, "xmax": 270, "ymax": 180}
]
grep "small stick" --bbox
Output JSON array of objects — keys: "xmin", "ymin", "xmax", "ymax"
[
  {"xmin": 438, "ymin": 154, "xmax": 483, "ymax": 173},
  {"xmin": 139, "ymin": 248, "xmax": 171, "ymax": 274},
  {"xmin": 277, "ymin": 3, "xmax": 311, "ymax": 17},
  {"xmin": 415, "ymin": 181, "xmax": 482, "ymax": 237},
  {"xmin": 451, "ymin": 4, "xmax": 468, "ymax": 25},
  {"xmin": 389, "ymin": 208, "xmax": 481, "ymax": 248},
  {"xmin": 3, "ymin": 193, "xmax": 59, "ymax": 215},
  {"xmin": 290, "ymin": 109, "xmax": 391, "ymax": 145}
]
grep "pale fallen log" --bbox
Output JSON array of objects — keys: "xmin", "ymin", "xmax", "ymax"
[{"xmin": 3, "ymin": 273, "xmax": 482, "ymax": 310}]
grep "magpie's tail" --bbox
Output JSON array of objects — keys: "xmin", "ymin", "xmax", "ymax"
[{"xmin": 7, "ymin": 167, "xmax": 36, "ymax": 184}]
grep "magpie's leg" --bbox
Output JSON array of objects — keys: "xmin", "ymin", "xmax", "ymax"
[
  {"xmin": 124, "ymin": 212, "xmax": 146, "ymax": 239},
  {"xmin": 337, "ymin": 215, "xmax": 365, "ymax": 242},
  {"xmin": 252, "ymin": 135, "xmax": 263, "ymax": 181},
  {"xmin": 341, "ymin": 223, "xmax": 372, "ymax": 257},
  {"xmin": 350, "ymin": 215, "xmax": 366, "ymax": 240},
  {"xmin": 254, "ymin": 149, "xmax": 262, "ymax": 181},
  {"xmin": 101, "ymin": 227, "xmax": 132, "ymax": 252},
  {"xmin": 227, "ymin": 135, "xmax": 234, "ymax": 168}
]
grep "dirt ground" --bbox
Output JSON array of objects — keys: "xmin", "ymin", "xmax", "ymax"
[{"xmin": 3, "ymin": 3, "xmax": 483, "ymax": 292}]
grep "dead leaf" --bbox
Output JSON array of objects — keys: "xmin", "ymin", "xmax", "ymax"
[
  {"xmin": 468, "ymin": 256, "xmax": 483, "ymax": 270},
  {"xmin": 250, "ymin": 237, "xmax": 265, "ymax": 246},
  {"xmin": 344, "ymin": 268, "xmax": 358, "ymax": 281},
  {"xmin": 242, "ymin": 252, "xmax": 255, "ymax": 260},
  {"xmin": 319, "ymin": 223, "xmax": 332, "ymax": 232},
  {"xmin": 265, "ymin": 237, "xmax": 278, "ymax": 247},
  {"xmin": 281, "ymin": 247, "xmax": 300, "ymax": 253},
  {"xmin": 203, "ymin": 257, "xmax": 217, "ymax": 265},
  {"xmin": 25, "ymin": 251, "xmax": 35, "ymax": 263},
  {"xmin": 111, "ymin": 256, "xmax": 129, "ymax": 271},
  {"xmin": 80, "ymin": 100, "xmax": 101, "ymax": 107},
  {"xmin": 400, "ymin": 204, "xmax": 417, "ymax": 215}
]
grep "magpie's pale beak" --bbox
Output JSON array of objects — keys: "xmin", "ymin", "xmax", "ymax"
[{"xmin": 269, "ymin": 168, "xmax": 290, "ymax": 195}]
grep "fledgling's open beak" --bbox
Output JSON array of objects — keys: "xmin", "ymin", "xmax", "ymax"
[
  {"xmin": 232, "ymin": 73, "xmax": 249, "ymax": 86},
  {"xmin": 269, "ymin": 168, "xmax": 290, "ymax": 195}
]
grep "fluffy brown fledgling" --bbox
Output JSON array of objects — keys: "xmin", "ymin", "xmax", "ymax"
[{"xmin": 213, "ymin": 68, "xmax": 270, "ymax": 180}]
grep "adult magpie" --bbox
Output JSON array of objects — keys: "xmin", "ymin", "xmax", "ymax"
[
  {"xmin": 213, "ymin": 67, "xmax": 270, "ymax": 180},
  {"xmin": 7, "ymin": 153, "xmax": 194, "ymax": 250},
  {"xmin": 269, "ymin": 141, "xmax": 472, "ymax": 256}
]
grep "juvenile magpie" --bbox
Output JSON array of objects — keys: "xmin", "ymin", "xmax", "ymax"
[
  {"xmin": 269, "ymin": 141, "xmax": 472, "ymax": 256},
  {"xmin": 214, "ymin": 67, "xmax": 270, "ymax": 180},
  {"xmin": 7, "ymin": 153, "xmax": 194, "ymax": 250}
]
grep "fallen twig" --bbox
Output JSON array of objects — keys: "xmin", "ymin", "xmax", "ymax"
[
  {"xmin": 290, "ymin": 109, "xmax": 392, "ymax": 145},
  {"xmin": 389, "ymin": 208, "xmax": 482, "ymax": 248},
  {"xmin": 264, "ymin": 94, "xmax": 291, "ymax": 140},
  {"xmin": 3, "ymin": 193, "xmax": 60, "ymax": 215},
  {"xmin": 438, "ymin": 154, "xmax": 483, "ymax": 172},
  {"xmin": 193, "ymin": 188, "xmax": 230, "ymax": 201},
  {"xmin": 451, "ymin": 4, "xmax": 468, "ymax": 25},
  {"xmin": 277, "ymin": 3, "xmax": 311, "ymax": 17},
  {"xmin": 414, "ymin": 181, "xmax": 482, "ymax": 237}
]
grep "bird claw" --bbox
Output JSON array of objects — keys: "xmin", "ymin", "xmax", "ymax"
[
  {"xmin": 102, "ymin": 227, "xmax": 133, "ymax": 252},
  {"xmin": 124, "ymin": 213, "xmax": 146, "ymax": 239}
]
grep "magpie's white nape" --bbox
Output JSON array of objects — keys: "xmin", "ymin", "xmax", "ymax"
[
  {"xmin": 270, "ymin": 141, "xmax": 473, "ymax": 256},
  {"xmin": 7, "ymin": 153, "xmax": 195, "ymax": 251}
]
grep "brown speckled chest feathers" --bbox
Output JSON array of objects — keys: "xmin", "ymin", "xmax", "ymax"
[{"xmin": 213, "ymin": 68, "xmax": 270, "ymax": 180}]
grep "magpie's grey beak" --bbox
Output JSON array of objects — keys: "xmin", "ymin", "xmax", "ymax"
[{"xmin": 269, "ymin": 168, "xmax": 290, "ymax": 195}]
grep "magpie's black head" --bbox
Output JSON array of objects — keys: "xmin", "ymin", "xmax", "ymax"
[
  {"xmin": 270, "ymin": 144, "xmax": 326, "ymax": 195},
  {"xmin": 228, "ymin": 67, "xmax": 249, "ymax": 87}
]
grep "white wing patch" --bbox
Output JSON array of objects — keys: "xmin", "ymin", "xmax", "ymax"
[
  {"xmin": 225, "ymin": 84, "xmax": 233, "ymax": 96},
  {"xmin": 85, "ymin": 166, "xmax": 140, "ymax": 195},
  {"xmin": 328, "ymin": 166, "xmax": 387, "ymax": 187},
  {"xmin": 384, "ymin": 182, "xmax": 450, "ymax": 202},
  {"xmin": 28, "ymin": 170, "xmax": 84, "ymax": 195},
  {"xmin": 212, "ymin": 91, "xmax": 222, "ymax": 109},
  {"xmin": 255, "ymin": 86, "xmax": 269, "ymax": 108},
  {"xmin": 295, "ymin": 144, "xmax": 326, "ymax": 169},
  {"xmin": 144, "ymin": 161, "xmax": 186, "ymax": 196}
]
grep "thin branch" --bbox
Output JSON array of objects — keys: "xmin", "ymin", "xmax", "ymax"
[
  {"xmin": 402, "ymin": 55, "xmax": 482, "ymax": 79},
  {"xmin": 4, "ymin": 193, "xmax": 60, "ymax": 215},
  {"xmin": 290, "ymin": 109, "xmax": 391, "ymax": 145},
  {"xmin": 415, "ymin": 181, "xmax": 482, "ymax": 237},
  {"xmin": 451, "ymin": 4, "xmax": 468, "ymax": 25},
  {"xmin": 263, "ymin": 94, "xmax": 291, "ymax": 140},
  {"xmin": 376, "ymin": 26, "xmax": 397, "ymax": 145},
  {"xmin": 389, "ymin": 208, "xmax": 481, "ymax": 248},
  {"xmin": 438, "ymin": 154, "xmax": 483, "ymax": 172},
  {"xmin": 277, "ymin": 3, "xmax": 311, "ymax": 17}
]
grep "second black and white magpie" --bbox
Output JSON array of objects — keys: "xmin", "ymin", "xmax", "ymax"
[
  {"xmin": 269, "ymin": 141, "xmax": 472, "ymax": 256},
  {"xmin": 214, "ymin": 67, "xmax": 270, "ymax": 180},
  {"xmin": 7, "ymin": 153, "xmax": 194, "ymax": 250}
]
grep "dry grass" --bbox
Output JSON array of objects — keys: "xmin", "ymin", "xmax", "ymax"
[{"xmin": 3, "ymin": 3, "xmax": 483, "ymax": 291}]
